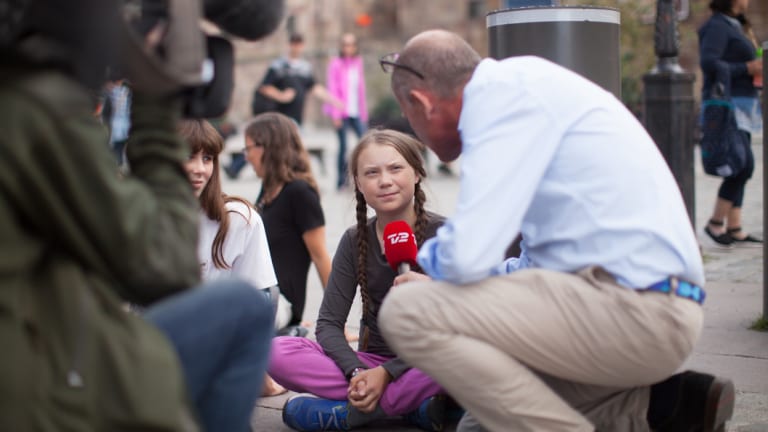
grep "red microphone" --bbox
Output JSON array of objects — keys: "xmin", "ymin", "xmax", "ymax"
[{"xmin": 383, "ymin": 221, "xmax": 418, "ymax": 274}]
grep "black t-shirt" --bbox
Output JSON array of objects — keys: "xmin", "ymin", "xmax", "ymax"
[
  {"xmin": 260, "ymin": 57, "xmax": 316, "ymax": 124},
  {"xmin": 257, "ymin": 180, "xmax": 324, "ymax": 325}
]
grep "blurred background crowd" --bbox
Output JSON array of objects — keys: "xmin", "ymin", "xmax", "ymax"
[{"xmin": 223, "ymin": 0, "xmax": 768, "ymax": 129}]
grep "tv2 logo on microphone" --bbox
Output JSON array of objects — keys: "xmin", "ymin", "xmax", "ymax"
[{"xmin": 386, "ymin": 232, "xmax": 415, "ymax": 245}]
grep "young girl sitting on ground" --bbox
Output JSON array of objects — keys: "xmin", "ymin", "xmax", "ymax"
[{"xmin": 268, "ymin": 129, "xmax": 449, "ymax": 431}]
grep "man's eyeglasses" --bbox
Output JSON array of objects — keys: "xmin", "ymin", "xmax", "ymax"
[{"xmin": 379, "ymin": 52, "xmax": 424, "ymax": 80}]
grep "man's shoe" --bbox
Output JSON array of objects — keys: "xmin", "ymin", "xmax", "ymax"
[
  {"xmin": 649, "ymin": 371, "xmax": 735, "ymax": 432},
  {"xmin": 404, "ymin": 395, "xmax": 447, "ymax": 431},
  {"xmin": 282, "ymin": 393, "xmax": 350, "ymax": 431}
]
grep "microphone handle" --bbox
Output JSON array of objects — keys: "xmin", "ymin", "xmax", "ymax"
[{"xmin": 397, "ymin": 262, "xmax": 411, "ymax": 275}]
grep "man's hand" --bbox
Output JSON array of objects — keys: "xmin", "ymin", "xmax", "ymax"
[
  {"xmin": 276, "ymin": 88, "xmax": 297, "ymax": 103},
  {"xmin": 330, "ymin": 96, "xmax": 345, "ymax": 110},
  {"xmin": 347, "ymin": 366, "xmax": 392, "ymax": 413},
  {"xmin": 311, "ymin": 84, "xmax": 345, "ymax": 110},
  {"xmin": 393, "ymin": 271, "xmax": 431, "ymax": 286}
]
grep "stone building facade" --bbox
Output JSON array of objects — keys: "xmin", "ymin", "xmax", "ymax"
[
  {"xmin": 226, "ymin": 0, "xmax": 494, "ymax": 126},
  {"xmin": 225, "ymin": 0, "xmax": 768, "ymax": 127}
]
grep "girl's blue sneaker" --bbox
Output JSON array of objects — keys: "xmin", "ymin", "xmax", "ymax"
[{"xmin": 282, "ymin": 393, "xmax": 351, "ymax": 431}]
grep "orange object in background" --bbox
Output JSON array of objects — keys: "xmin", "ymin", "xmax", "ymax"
[{"xmin": 355, "ymin": 13, "xmax": 372, "ymax": 27}]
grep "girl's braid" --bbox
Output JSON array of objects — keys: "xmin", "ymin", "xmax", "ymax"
[
  {"xmin": 355, "ymin": 190, "xmax": 372, "ymax": 350},
  {"xmin": 412, "ymin": 182, "xmax": 428, "ymax": 273}
]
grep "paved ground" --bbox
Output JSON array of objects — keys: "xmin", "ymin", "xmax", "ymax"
[{"xmin": 220, "ymin": 127, "xmax": 768, "ymax": 431}]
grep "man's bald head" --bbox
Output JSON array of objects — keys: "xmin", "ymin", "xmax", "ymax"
[
  {"xmin": 391, "ymin": 30, "xmax": 481, "ymax": 101},
  {"xmin": 387, "ymin": 30, "xmax": 480, "ymax": 163}
]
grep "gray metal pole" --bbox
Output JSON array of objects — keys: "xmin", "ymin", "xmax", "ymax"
[
  {"xmin": 642, "ymin": 0, "xmax": 696, "ymax": 227},
  {"xmin": 487, "ymin": 7, "xmax": 621, "ymax": 97}
]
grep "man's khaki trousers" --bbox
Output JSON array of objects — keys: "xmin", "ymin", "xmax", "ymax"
[{"xmin": 379, "ymin": 267, "xmax": 703, "ymax": 432}]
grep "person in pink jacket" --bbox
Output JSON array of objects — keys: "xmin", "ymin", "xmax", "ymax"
[{"xmin": 325, "ymin": 33, "xmax": 369, "ymax": 190}]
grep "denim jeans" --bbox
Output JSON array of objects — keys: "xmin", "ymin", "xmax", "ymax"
[
  {"xmin": 336, "ymin": 117, "xmax": 366, "ymax": 189},
  {"xmin": 225, "ymin": 152, "xmax": 248, "ymax": 179},
  {"xmin": 145, "ymin": 280, "xmax": 274, "ymax": 432}
]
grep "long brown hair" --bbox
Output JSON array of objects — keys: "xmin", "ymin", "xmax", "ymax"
[
  {"xmin": 178, "ymin": 119, "xmax": 253, "ymax": 269},
  {"xmin": 348, "ymin": 128, "xmax": 429, "ymax": 349},
  {"xmin": 244, "ymin": 112, "xmax": 318, "ymax": 207}
]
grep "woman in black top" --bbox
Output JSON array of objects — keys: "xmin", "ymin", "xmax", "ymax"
[{"xmin": 244, "ymin": 113, "xmax": 332, "ymax": 328}]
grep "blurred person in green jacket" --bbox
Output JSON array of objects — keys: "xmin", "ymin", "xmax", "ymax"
[{"xmin": 0, "ymin": 1, "xmax": 279, "ymax": 431}]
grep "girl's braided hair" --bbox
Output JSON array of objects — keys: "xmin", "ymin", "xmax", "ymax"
[{"xmin": 348, "ymin": 128, "xmax": 428, "ymax": 349}]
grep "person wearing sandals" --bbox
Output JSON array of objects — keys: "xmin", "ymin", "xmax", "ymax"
[
  {"xmin": 699, "ymin": 0, "xmax": 763, "ymax": 247},
  {"xmin": 269, "ymin": 129, "xmax": 450, "ymax": 431}
]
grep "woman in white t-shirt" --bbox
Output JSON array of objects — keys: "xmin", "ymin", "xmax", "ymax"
[{"xmin": 178, "ymin": 119, "xmax": 290, "ymax": 395}]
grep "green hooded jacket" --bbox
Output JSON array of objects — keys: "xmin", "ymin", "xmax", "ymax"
[{"xmin": 0, "ymin": 65, "xmax": 202, "ymax": 431}]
